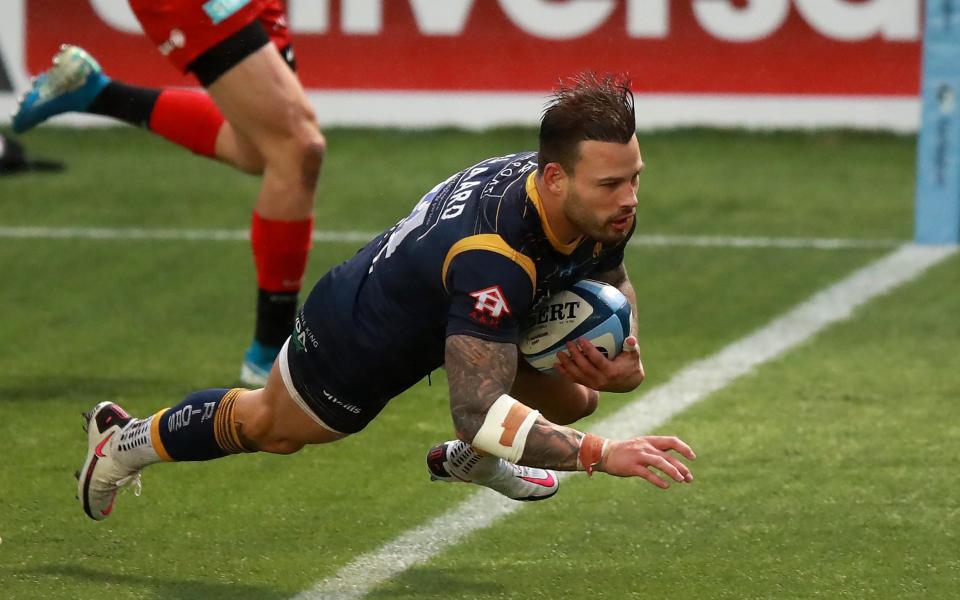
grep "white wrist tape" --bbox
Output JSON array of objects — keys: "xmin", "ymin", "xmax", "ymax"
[{"xmin": 471, "ymin": 394, "xmax": 540, "ymax": 463}]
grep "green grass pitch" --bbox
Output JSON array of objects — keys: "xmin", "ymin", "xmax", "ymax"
[{"xmin": 0, "ymin": 127, "xmax": 956, "ymax": 599}]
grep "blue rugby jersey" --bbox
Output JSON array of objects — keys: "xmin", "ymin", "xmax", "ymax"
[{"xmin": 290, "ymin": 152, "xmax": 635, "ymax": 429}]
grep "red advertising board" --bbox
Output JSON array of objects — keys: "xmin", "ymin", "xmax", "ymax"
[{"xmin": 23, "ymin": 0, "xmax": 922, "ymax": 95}]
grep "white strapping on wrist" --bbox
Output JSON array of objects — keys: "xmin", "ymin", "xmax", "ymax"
[{"xmin": 471, "ymin": 394, "xmax": 540, "ymax": 463}]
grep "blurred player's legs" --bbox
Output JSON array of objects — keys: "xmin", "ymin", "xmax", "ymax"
[
  {"xmin": 139, "ymin": 0, "xmax": 323, "ymax": 387},
  {"xmin": 77, "ymin": 355, "xmax": 343, "ymax": 520},
  {"xmin": 11, "ymin": 0, "xmax": 297, "ymax": 170},
  {"xmin": 18, "ymin": 1, "xmax": 321, "ymax": 387},
  {"xmin": 11, "ymin": 45, "xmax": 270, "ymax": 174},
  {"xmin": 11, "ymin": 46, "xmax": 111, "ymax": 134},
  {"xmin": 200, "ymin": 40, "xmax": 322, "ymax": 386}
]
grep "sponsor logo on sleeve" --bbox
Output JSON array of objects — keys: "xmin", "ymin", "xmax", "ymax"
[{"xmin": 469, "ymin": 285, "xmax": 511, "ymax": 327}]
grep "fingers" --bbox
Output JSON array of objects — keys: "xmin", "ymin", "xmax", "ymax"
[
  {"xmin": 632, "ymin": 437, "xmax": 695, "ymax": 486},
  {"xmin": 661, "ymin": 451, "xmax": 694, "ymax": 482},
  {"xmin": 637, "ymin": 467, "xmax": 670, "ymax": 489},
  {"xmin": 555, "ymin": 340, "xmax": 605, "ymax": 383},
  {"xmin": 642, "ymin": 452, "xmax": 687, "ymax": 484},
  {"xmin": 554, "ymin": 348, "xmax": 586, "ymax": 382},
  {"xmin": 622, "ymin": 336, "xmax": 645, "ymax": 379},
  {"xmin": 646, "ymin": 435, "xmax": 697, "ymax": 460},
  {"xmin": 631, "ymin": 453, "xmax": 692, "ymax": 488},
  {"xmin": 576, "ymin": 338, "xmax": 610, "ymax": 365},
  {"xmin": 555, "ymin": 337, "xmax": 647, "ymax": 393},
  {"xmin": 603, "ymin": 438, "xmax": 696, "ymax": 487},
  {"xmin": 565, "ymin": 339, "xmax": 608, "ymax": 371}
]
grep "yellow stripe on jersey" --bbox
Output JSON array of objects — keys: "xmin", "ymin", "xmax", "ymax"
[
  {"xmin": 442, "ymin": 234, "xmax": 536, "ymax": 296},
  {"xmin": 149, "ymin": 408, "xmax": 174, "ymax": 462},
  {"xmin": 525, "ymin": 172, "xmax": 584, "ymax": 256}
]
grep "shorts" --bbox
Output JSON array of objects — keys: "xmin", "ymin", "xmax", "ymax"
[
  {"xmin": 278, "ymin": 338, "xmax": 386, "ymax": 435},
  {"xmin": 129, "ymin": 0, "xmax": 291, "ymax": 75}
]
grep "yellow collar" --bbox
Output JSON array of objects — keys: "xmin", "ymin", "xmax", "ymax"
[{"xmin": 525, "ymin": 172, "xmax": 583, "ymax": 255}]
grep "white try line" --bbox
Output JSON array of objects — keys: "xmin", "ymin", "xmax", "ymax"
[
  {"xmin": 0, "ymin": 225, "xmax": 900, "ymax": 250},
  {"xmin": 294, "ymin": 243, "xmax": 957, "ymax": 600}
]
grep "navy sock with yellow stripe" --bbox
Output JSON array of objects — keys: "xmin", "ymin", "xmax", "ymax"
[{"xmin": 152, "ymin": 388, "xmax": 252, "ymax": 462}]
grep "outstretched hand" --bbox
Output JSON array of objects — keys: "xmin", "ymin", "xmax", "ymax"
[
  {"xmin": 599, "ymin": 436, "xmax": 696, "ymax": 489},
  {"xmin": 555, "ymin": 336, "xmax": 645, "ymax": 392}
]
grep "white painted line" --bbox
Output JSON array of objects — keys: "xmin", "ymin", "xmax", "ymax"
[
  {"xmin": 0, "ymin": 226, "xmax": 251, "ymax": 241},
  {"xmin": 628, "ymin": 234, "xmax": 899, "ymax": 250},
  {"xmin": 0, "ymin": 226, "xmax": 900, "ymax": 250},
  {"xmin": 294, "ymin": 243, "xmax": 957, "ymax": 600},
  {"xmin": 0, "ymin": 93, "xmax": 920, "ymax": 132}
]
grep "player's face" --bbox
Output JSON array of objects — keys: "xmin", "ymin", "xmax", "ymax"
[{"xmin": 562, "ymin": 136, "xmax": 643, "ymax": 244}]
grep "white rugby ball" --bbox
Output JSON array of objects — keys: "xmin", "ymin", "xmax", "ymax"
[{"xmin": 520, "ymin": 279, "xmax": 632, "ymax": 373}]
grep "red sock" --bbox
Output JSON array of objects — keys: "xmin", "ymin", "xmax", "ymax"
[
  {"xmin": 148, "ymin": 89, "xmax": 225, "ymax": 158},
  {"xmin": 250, "ymin": 212, "xmax": 314, "ymax": 293}
]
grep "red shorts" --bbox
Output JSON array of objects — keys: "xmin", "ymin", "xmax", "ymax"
[{"xmin": 129, "ymin": 0, "xmax": 290, "ymax": 73}]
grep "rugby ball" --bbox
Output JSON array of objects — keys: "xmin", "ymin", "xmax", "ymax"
[{"xmin": 520, "ymin": 280, "xmax": 632, "ymax": 373}]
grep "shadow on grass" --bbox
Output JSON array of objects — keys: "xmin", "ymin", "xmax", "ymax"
[
  {"xmin": 0, "ymin": 374, "xmax": 185, "ymax": 403},
  {"xmin": 24, "ymin": 564, "xmax": 288, "ymax": 600},
  {"xmin": 366, "ymin": 566, "xmax": 506, "ymax": 599}
]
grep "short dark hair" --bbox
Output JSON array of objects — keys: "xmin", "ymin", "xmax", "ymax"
[{"xmin": 538, "ymin": 72, "xmax": 636, "ymax": 173}]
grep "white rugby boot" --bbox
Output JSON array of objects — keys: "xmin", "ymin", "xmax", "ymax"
[
  {"xmin": 76, "ymin": 402, "xmax": 142, "ymax": 521},
  {"xmin": 426, "ymin": 440, "xmax": 559, "ymax": 502}
]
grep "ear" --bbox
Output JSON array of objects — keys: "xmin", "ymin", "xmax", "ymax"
[{"xmin": 542, "ymin": 162, "xmax": 568, "ymax": 195}]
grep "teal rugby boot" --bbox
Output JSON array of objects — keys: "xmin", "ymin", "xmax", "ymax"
[
  {"xmin": 240, "ymin": 341, "xmax": 281, "ymax": 388},
  {"xmin": 12, "ymin": 45, "xmax": 111, "ymax": 134}
]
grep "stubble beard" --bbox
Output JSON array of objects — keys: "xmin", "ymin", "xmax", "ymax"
[{"xmin": 564, "ymin": 190, "xmax": 631, "ymax": 245}]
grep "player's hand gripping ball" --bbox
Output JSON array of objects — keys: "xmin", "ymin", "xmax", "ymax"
[{"xmin": 520, "ymin": 280, "xmax": 632, "ymax": 373}]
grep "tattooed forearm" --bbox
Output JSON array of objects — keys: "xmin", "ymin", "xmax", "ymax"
[
  {"xmin": 519, "ymin": 419, "xmax": 583, "ymax": 471},
  {"xmin": 446, "ymin": 334, "xmax": 588, "ymax": 471},
  {"xmin": 446, "ymin": 334, "xmax": 518, "ymax": 441}
]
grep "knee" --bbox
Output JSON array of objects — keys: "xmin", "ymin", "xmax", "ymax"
[
  {"xmin": 236, "ymin": 397, "xmax": 306, "ymax": 455},
  {"xmin": 297, "ymin": 127, "xmax": 326, "ymax": 189},
  {"xmin": 292, "ymin": 113, "xmax": 327, "ymax": 173},
  {"xmin": 272, "ymin": 104, "xmax": 327, "ymax": 182}
]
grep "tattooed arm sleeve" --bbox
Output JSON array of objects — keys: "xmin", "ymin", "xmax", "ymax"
[{"xmin": 446, "ymin": 334, "xmax": 585, "ymax": 471}]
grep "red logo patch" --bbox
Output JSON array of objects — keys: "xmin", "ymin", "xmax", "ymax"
[{"xmin": 469, "ymin": 286, "xmax": 511, "ymax": 326}]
